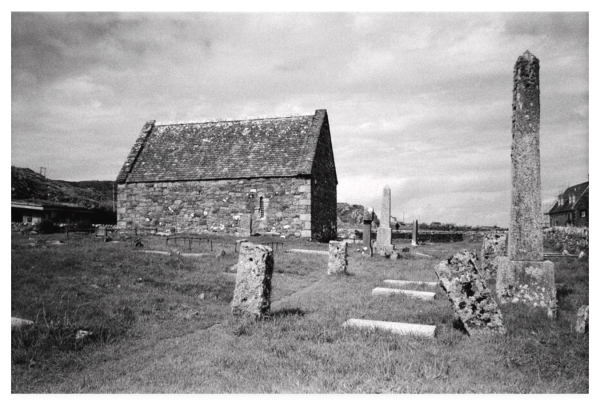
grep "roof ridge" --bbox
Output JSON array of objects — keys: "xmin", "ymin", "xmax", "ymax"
[{"xmin": 154, "ymin": 113, "xmax": 313, "ymax": 127}]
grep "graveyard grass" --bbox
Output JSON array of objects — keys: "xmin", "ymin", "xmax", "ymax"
[{"xmin": 11, "ymin": 233, "xmax": 588, "ymax": 393}]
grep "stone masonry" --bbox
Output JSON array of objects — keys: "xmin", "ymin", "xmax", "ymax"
[
  {"xmin": 481, "ymin": 233, "xmax": 507, "ymax": 279},
  {"xmin": 434, "ymin": 250, "xmax": 506, "ymax": 336},
  {"xmin": 231, "ymin": 243, "xmax": 274, "ymax": 318},
  {"xmin": 327, "ymin": 241, "xmax": 348, "ymax": 275},
  {"xmin": 496, "ymin": 51, "xmax": 556, "ymax": 318},
  {"xmin": 117, "ymin": 177, "xmax": 313, "ymax": 238}
]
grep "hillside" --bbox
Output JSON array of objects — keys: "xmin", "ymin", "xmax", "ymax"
[{"xmin": 11, "ymin": 166, "xmax": 115, "ymax": 211}]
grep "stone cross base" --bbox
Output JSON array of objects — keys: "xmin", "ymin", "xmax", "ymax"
[
  {"xmin": 374, "ymin": 243, "xmax": 395, "ymax": 256},
  {"xmin": 496, "ymin": 256, "xmax": 557, "ymax": 318}
]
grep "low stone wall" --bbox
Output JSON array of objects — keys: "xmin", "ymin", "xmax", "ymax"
[
  {"xmin": 391, "ymin": 230, "xmax": 463, "ymax": 243},
  {"xmin": 543, "ymin": 227, "xmax": 589, "ymax": 253}
]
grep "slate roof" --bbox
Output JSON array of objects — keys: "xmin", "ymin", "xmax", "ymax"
[
  {"xmin": 547, "ymin": 181, "xmax": 589, "ymax": 214},
  {"xmin": 117, "ymin": 110, "xmax": 329, "ymax": 183}
]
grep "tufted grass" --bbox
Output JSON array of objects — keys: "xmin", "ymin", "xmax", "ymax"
[{"xmin": 11, "ymin": 232, "xmax": 588, "ymax": 393}]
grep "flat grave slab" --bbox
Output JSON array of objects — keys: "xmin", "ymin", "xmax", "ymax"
[
  {"xmin": 383, "ymin": 279, "xmax": 438, "ymax": 288},
  {"xmin": 343, "ymin": 318, "xmax": 436, "ymax": 338},
  {"xmin": 372, "ymin": 287, "xmax": 436, "ymax": 301},
  {"xmin": 285, "ymin": 249, "xmax": 328, "ymax": 255}
]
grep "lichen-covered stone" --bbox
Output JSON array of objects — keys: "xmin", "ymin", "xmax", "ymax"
[
  {"xmin": 576, "ymin": 305, "xmax": 589, "ymax": 334},
  {"xmin": 509, "ymin": 51, "xmax": 544, "ymax": 262},
  {"xmin": 496, "ymin": 256, "xmax": 557, "ymax": 318},
  {"xmin": 327, "ymin": 241, "xmax": 347, "ymax": 275},
  {"xmin": 434, "ymin": 250, "xmax": 506, "ymax": 336},
  {"xmin": 231, "ymin": 243, "xmax": 274, "ymax": 318},
  {"xmin": 481, "ymin": 233, "xmax": 507, "ymax": 278}
]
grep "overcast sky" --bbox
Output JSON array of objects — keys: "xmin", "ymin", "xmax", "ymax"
[{"xmin": 11, "ymin": 12, "xmax": 589, "ymax": 227}]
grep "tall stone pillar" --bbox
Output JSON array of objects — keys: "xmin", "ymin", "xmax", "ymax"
[
  {"xmin": 374, "ymin": 185, "xmax": 394, "ymax": 255},
  {"xmin": 496, "ymin": 51, "xmax": 556, "ymax": 318},
  {"xmin": 411, "ymin": 220, "xmax": 419, "ymax": 247}
]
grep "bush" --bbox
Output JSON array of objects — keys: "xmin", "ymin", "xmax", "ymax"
[{"xmin": 34, "ymin": 219, "xmax": 57, "ymax": 234}]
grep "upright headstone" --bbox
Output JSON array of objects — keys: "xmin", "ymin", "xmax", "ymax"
[
  {"xmin": 576, "ymin": 305, "xmax": 589, "ymax": 334},
  {"xmin": 434, "ymin": 250, "xmax": 506, "ymax": 336},
  {"xmin": 231, "ymin": 243, "xmax": 274, "ymax": 318},
  {"xmin": 327, "ymin": 241, "xmax": 348, "ymax": 275},
  {"xmin": 496, "ymin": 51, "xmax": 556, "ymax": 318},
  {"xmin": 363, "ymin": 207, "xmax": 373, "ymax": 256},
  {"xmin": 375, "ymin": 185, "xmax": 394, "ymax": 255},
  {"xmin": 411, "ymin": 220, "xmax": 419, "ymax": 246}
]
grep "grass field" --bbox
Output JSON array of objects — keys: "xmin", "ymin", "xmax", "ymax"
[{"xmin": 11, "ymin": 232, "xmax": 588, "ymax": 393}]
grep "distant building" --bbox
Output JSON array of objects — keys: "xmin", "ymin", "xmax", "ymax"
[
  {"xmin": 547, "ymin": 181, "xmax": 589, "ymax": 227},
  {"xmin": 11, "ymin": 199, "xmax": 93, "ymax": 224}
]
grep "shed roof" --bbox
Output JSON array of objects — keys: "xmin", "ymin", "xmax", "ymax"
[{"xmin": 117, "ymin": 109, "xmax": 330, "ymax": 183}]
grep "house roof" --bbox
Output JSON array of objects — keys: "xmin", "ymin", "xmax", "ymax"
[
  {"xmin": 547, "ymin": 181, "xmax": 589, "ymax": 214},
  {"xmin": 11, "ymin": 199, "xmax": 92, "ymax": 212},
  {"xmin": 117, "ymin": 109, "xmax": 330, "ymax": 183}
]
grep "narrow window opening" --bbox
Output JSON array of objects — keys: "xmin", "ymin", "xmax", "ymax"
[{"xmin": 259, "ymin": 196, "xmax": 265, "ymax": 219}]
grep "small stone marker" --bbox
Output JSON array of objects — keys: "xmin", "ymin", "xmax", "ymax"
[
  {"xmin": 343, "ymin": 318, "xmax": 436, "ymax": 338},
  {"xmin": 372, "ymin": 287, "xmax": 436, "ymax": 301},
  {"xmin": 383, "ymin": 279, "xmax": 438, "ymax": 288},
  {"xmin": 481, "ymin": 233, "xmax": 507, "ymax": 279},
  {"xmin": 496, "ymin": 51, "xmax": 557, "ymax": 319},
  {"xmin": 96, "ymin": 226, "xmax": 107, "ymax": 237},
  {"xmin": 374, "ymin": 185, "xmax": 394, "ymax": 255},
  {"xmin": 231, "ymin": 243, "xmax": 274, "ymax": 318},
  {"xmin": 434, "ymin": 250, "xmax": 506, "ymax": 336},
  {"xmin": 327, "ymin": 241, "xmax": 348, "ymax": 275},
  {"xmin": 576, "ymin": 305, "xmax": 589, "ymax": 334},
  {"xmin": 411, "ymin": 220, "xmax": 419, "ymax": 246}
]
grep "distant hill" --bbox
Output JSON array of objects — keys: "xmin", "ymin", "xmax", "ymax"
[
  {"xmin": 337, "ymin": 203, "xmax": 366, "ymax": 227},
  {"xmin": 11, "ymin": 166, "xmax": 115, "ymax": 211}
]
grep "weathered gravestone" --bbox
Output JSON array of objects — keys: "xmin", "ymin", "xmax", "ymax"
[
  {"xmin": 363, "ymin": 207, "xmax": 373, "ymax": 257},
  {"xmin": 327, "ymin": 241, "xmax": 348, "ymax": 275},
  {"xmin": 576, "ymin": 305, "xmax": 589, "ymax": 334},
  {"xmin": 411, "ymin": 220, "xmax": 419, "ymax": 246},
  {"xmin": 496, "ymin": 51, "xmax": 556, "ymax": 319},
  {"xmin": 434, "ymin": 250, "xmax": 506, "ymax": 336},
  {"xmin": 374, "ymin": 185, "xmax": 394, "ymax": 255},
  {"xmin": 481, "ymin": 233, "xmax": 507, "ymax": 279},
  {"xmin": 96, "ymin": 226, "xmax": 107, "ymax": 237},
  {"xmin": 231, "ymin": 243, "xmax": 274, "ymax": 318}
]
